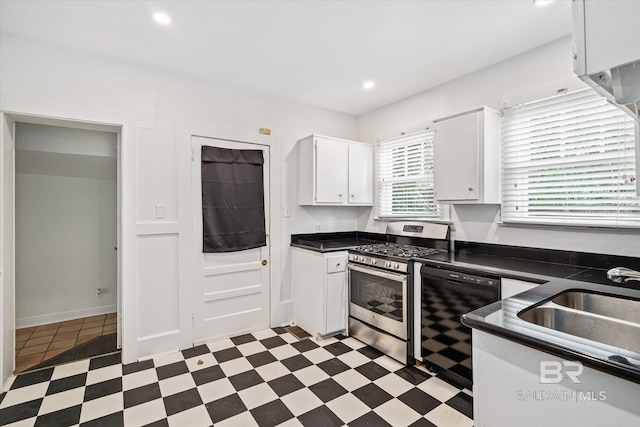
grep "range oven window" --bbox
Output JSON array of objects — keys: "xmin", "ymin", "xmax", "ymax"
[{"xmin": 350, "ymin": 269, "xmax": 404, "ymax": 322}]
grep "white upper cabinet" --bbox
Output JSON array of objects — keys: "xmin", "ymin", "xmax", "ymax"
[
  {"xmin": 315, "ymin": 136, "xmax": 349, "ymax": 204},
  {"xmin": 572, "ymin": 0, "xmax": 640, "ymax": 121},
  {"xmin": 572, "ymin": 1, "xmax": 640, "ymax": 195},
  {"xmin": 298, "ymin": 134, "xmax": 373, "ymax": 206},
  {"xmin": 347, "ymin": 142, "xmax": 374, "ymax": 205},
  {"xmin": 433, "ymin": 107, "xmax": 500, "ymax": 204}
]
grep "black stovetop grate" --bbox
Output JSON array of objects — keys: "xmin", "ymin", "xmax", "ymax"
[{"xmin": 353, "ymin": 242, "xmax": 442, "ymax": 258}]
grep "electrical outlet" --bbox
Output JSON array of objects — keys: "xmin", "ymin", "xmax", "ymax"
[{"xmin": 96, "ymin": 288, "xmax": 103, "ymax": 297}]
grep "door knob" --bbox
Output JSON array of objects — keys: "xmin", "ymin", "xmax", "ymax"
[{"xmin": 262, "ymin": 260, "xmax": 268, "ymax": 266}]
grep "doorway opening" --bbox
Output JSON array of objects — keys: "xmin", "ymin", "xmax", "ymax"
[{"xmin": 12, "ymin": 119, "xmax": 121, "ymax": 374}]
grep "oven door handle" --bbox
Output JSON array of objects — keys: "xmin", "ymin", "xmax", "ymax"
[{"xmin": 347, "ymin": 263, "xmax": 408, "ymax": 282}]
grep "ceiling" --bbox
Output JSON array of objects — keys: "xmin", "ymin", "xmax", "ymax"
[{"xmin": 0, "ymin": 0, "xmax": 572, "ymax": 116}]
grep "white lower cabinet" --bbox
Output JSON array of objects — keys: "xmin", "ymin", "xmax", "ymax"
[
  {"xmin": 501, "ymin": 277, "xmax": 540, "ymax": 299},
  {"xmin": 472, "ymin": 330, "xmax": 640, "ymax": 426},
  {"xmin": 292, "ymin": 248, "xmax": 347, "ymax": 338}
]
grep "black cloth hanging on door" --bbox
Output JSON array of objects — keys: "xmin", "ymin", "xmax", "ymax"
[{"xmin": 201, "ymin": 146, "xmax": 266, "ymax": 252}]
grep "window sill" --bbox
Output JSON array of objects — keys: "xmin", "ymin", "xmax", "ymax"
[
  {"xmin": 374, "ymin": 217, "xmax": 453, "ymax": 225},
  {"xmin": 498, "ymin": 221, "xmax": 640, "ymax": 231}
]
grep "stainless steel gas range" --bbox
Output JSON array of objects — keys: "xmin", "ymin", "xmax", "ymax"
[{"xmin": 347, "ymin": 222, "xmax": 449, "ymax": 364}]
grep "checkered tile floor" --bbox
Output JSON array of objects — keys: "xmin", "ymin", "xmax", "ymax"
[
  {"xmin": 421, "ymin": 285, "xmax": 485, "ymax": 386},
  {"xmin": 0, "ymin": 327, "xmax": 474, "ymax": 426}
]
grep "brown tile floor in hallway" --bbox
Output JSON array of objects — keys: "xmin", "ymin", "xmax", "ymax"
[{"xmin": 14, "ymin": 313, "xmax": 117, "ymax": 374}]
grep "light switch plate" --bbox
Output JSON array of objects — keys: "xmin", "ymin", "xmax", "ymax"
[
  {"xmin": 155, "ymin": 204, "xmax": 166, "ymax": 219},
  {"xmin": 283, "ymin": 204, "xmax": 291, "ymax": 218}
]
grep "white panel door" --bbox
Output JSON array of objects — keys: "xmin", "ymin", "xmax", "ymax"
[{"xmin": 192, "ymin": 136, "xmax": 270, "ymax": 344}]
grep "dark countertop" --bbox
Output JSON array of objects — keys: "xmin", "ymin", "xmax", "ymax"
[
  {"xmin": 291, "ymin": 233, "xmax": 638, "ymax": 287},
  {"xmin": 451, "ymin": 241, "xmax": 640, "ymax": 288},
  {"xmin": 291, "ymin": 238, "xmax": 381, "ymax": 252},
  {"xmin": 290, "ymin": 231, "xmax": 384, "ymax": 252},
  {"xmin": 290, "ymin": 231, "xmax": 450, "ymax": 253},
  {"xmin": 290, "ymin": 233, "xmax": 640, "ymax": 383},
  {"xmin": 461, "ymin": 279, "xmax": 640, "ymax": 384}
]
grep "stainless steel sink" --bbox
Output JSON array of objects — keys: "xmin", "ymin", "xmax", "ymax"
[
  {"xmin": 518, "ymin": 291, "xmax": 640, "ymax": 354},
  {"xmin": 550, "ymin": 291, "xmax": 640, "ymax": 324}
]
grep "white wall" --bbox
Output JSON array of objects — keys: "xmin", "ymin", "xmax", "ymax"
[
  {"xmin": 357, "ymin": 36, "xmax": 640, "ymax": 257},
  {"xmin": 15, "ymin": 174, "xmax": 117, "ymax": 326},
  {"xmin": 0, "ymin": 33, "xmax": 361, "ymax": 361},
  {"xmin": 14, "ymin": 123, "xmax": 117, "ymax": 328}
]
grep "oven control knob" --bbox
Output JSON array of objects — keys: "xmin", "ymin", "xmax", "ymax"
[
  {"xmin": 359, "ymin": 256, "xmax": 365, "ymax": 262},
  {"xmin": 394, "ymin": 263, "xmax": 400, "ymax": 269},
  {"xmin": 385, "ymin": 261, "xmax": 391, "ymax": 268},
  {"xmin": 371, "ymin": 259, "xmax": 377, "ymax": 265}
]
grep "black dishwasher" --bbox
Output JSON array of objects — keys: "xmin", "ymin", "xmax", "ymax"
[{"xmin": 420, "ymin": 265, "xmax": 500, "ymax": 389}]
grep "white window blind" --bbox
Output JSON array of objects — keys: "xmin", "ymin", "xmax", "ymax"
[
  {"xmin": 376, "ymin": 129, "xmax": 438, "ymax": 218},
  {"xmin": 501, "ymin": 88, "xmax": 639, "ymax": 227}
]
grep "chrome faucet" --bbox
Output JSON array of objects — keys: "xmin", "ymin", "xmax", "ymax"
[{"xmin": 607, "ymin": 267, "xmax": 640, "ymax": 283}]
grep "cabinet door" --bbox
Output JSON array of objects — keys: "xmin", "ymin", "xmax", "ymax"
[
  {"xmin": 315, "ymin": 137, "xmax": 348, "ymax": 204},
  {"xmin": 501, "ymin": 278, "xmax": 538, "ymax": 299},
  {"xmin": 325, "ymin": 253, "xmax": 347, "ymax": 334},
  {"xmin": 348, "ymin": 143, "xmax": 373, "ymax": 205},
  {"xmin": 580, "ymin": 0, "xmax": 640, "ymax": 74},
  {"xmin": 434, "ymin": 111, "xmax": 479, "ymax": 201},
  {"xmin": 325, "ymin": 271, "xmax": 347, "ymax": 334}
]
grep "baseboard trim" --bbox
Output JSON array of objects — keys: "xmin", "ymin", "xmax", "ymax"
[{"xmin": 16, "ymin": 304, "xmax": 117, "ymax": 328}]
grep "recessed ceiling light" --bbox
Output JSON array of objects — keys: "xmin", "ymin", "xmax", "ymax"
[
  {"xmin": 363, "ymin": 81, "xmax": 375, "ymax": 89},
  {"xmin": 153, "ymin": 12, "xmax": 171, "ymax": 25},
  {"xmin": 533, "ymin": 0, "xmax": 554, "ymax": 6}
]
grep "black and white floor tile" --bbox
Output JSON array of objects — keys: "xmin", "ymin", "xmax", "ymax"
[{"xmin": 0, "ymin": 327, "xmax": 473, "ymax": 426}]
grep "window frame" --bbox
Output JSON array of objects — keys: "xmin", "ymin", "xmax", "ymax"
[{"xmin": 375, "ymin": 128, "xmax": 442, "ymax": 220}]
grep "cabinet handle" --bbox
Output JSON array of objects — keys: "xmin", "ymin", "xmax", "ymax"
[
  {"xmin": 468, "ymin": 187, "xmax": 474, "ymax": 191},
  {"xmin": 350, "ymin": 194, "xmax": 354, "ymax": 197},
  {"xmin": 338, "ymin": 194, "xmax": 342, "ymax": 198}
]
